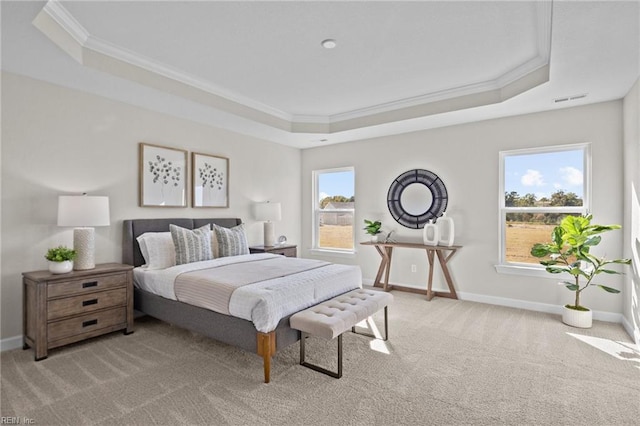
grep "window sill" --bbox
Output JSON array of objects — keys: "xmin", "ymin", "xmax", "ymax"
[
  {"xmin": 308, "ymin": 248, "xmax": 357, "ymax": 259},
  {"xmin": 494, "ymin": 264, "xmax": 564, "ymax": 279}
]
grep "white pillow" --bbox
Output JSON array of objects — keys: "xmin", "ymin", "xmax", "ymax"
[{"xmin": 136, "ymin": 232, "xmax": 176, "ymax": 270}]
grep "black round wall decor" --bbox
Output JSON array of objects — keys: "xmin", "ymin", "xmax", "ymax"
[{"xmin": 387, "ymin": 169, "xmax": 448, "ymax": 229}]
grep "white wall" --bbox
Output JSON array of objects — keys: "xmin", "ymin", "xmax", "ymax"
[
  {"xmin": 1, "ymin": 70, "xmax": 632, "ymax": 344},
  {"xmin": 302, "ymin": 101, "xmax": 626, "ymax": 316},
  {"xmin": 1, "ymin": 72, "xmax": 301, "ymax": 341},
  {"xmin": 622, "ymin": 77, "xmax": 640, "ymax": 345}
]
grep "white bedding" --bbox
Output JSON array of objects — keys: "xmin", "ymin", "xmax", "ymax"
[{"xmin": 133, "ymin": 253, "xmax": 362, "ymax": 332}]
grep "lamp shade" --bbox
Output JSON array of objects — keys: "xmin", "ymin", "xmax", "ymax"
[
  {"xmin": 58, "ymin": 195, "xmax": 110, "ymax": 227},
  {"xmin": 254, "ymin": 202, "xmax": 281, "ymax": 222}
]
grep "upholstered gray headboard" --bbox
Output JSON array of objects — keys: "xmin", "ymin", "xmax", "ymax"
[{"xmin": 122, "ymin": 218, "xmax": 242, "ymax": 267}]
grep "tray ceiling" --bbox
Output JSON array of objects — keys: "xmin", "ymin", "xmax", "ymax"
[{"xmin": 2, "ymin": 1, "xmax": 639, "ymax": 147}]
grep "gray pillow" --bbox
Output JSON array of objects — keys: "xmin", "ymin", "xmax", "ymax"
[
  {"xmin": 212, "ymin": 224, "xmax": 249, "ymax": 257},
  {"xmin": 170, "ymin": 224, "xmax": 212, "ymax": 265}
]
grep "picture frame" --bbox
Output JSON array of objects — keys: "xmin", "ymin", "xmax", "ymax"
[
  {"xmin": 192, "ymin": 152, "xmax": 229, "ymax": 208},
  {"xmin": 139, "ymin": 143, "xmax": 187, "ymax": 207}
]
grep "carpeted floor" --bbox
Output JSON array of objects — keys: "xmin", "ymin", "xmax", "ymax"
[{"xmin": 1, "ymin": 291, "xmax": 639, "ymax": 425}]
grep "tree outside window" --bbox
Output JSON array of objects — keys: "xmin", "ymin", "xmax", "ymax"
[{"xmin": 500, "ymin": 144, "xmax": 590, "ymax": 265}]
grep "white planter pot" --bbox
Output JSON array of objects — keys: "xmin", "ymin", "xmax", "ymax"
[
  {"xmin": 370, "ymin": 235, "xmax": 378, "ymax": 243},
  {"xmin": 562, "ymin": 305, "xmax": 592, "ymax": 328},
  {"xmin": 49, "ymin": 260, "xmax": 73, "ymax": 274}
]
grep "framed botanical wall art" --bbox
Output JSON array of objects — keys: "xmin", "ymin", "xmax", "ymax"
[
  {"xmin": 192, "ymin": 152, "xmax": 229, "ymax": 208},
  {"xmin": 139, "ymin": 143, "xmax": 187, "ymax": 207}
]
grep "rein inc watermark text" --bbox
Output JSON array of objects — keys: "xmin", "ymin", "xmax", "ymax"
[{"xmin": 1, "ymin": 417, "xmax": 35, "ymax": 424}]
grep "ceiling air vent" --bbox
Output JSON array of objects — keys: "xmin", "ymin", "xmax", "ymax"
[{"xmin": 554, "ymin": 94, "xmax": 588, "ymax": 103}]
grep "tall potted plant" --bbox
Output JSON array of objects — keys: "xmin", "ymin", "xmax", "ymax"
[{"xmin": 530, "ymin": 214, "xmax": 630, "ymax": 328}]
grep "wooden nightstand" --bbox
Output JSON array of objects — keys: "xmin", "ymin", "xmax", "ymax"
[
  {"xmin": 249, "ymin": 244, "xmax": 297, "ymax": 258},
  {"xmin": 22, "ymin": 263, "xmax": 134, "ymax": 361}
]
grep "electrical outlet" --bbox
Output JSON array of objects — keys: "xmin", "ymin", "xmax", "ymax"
[{"xmin": 411, "ymin": 264, "xmax": 417, "ymax": 273}]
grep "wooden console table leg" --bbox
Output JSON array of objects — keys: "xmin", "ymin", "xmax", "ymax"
[
  {"xmin": 362, "ymin": 242, "xmax": 461, "ymax": 301},
  {"xmin": 436, "ymin": 249, "xmax": 459, "ymax": 300},
  {"xmin": 382, "ymin": 247, "xmax": 393, "ymax": 291},
  {"xmin": 425, "ymin": 250, "xmax": 436, "ymax": 301},
  {"xmin": 373, "ymin": 246, "xmax": 387, "ymax": 289},
  {"xmin": 372, "ymin": 245, "xmax": 393, "ymax": 291}
]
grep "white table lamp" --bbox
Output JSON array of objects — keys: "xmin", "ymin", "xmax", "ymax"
[
  {"xmin": 254, "ymin": 202, "xmax": 281, "ymax": 247},
  {"xmin": 58, "ymin": 195, "xmax": 110, "ymax": 270}
]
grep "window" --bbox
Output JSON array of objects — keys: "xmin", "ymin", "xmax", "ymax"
[
  {"xmin": 498, "ymin": 144, "xmax": 590, "ymax": 268},
  {"xmin": 312, "ymin": 167, "xmax": 355, "ymax": 252}
]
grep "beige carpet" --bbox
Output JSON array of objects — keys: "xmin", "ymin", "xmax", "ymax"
[{"xmin": 1, "ymin": 291, "xmax": 639, "ymax": 425}]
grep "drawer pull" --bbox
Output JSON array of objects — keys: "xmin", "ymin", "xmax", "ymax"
[
  {"xmin": 82, "ymin": 319, "xmax": 98, "ymax": 327},
  {"xmin": 82, "ymin": 299, "xmax": 98, "ymax": 307},
  {"xmin": 82, "ymin": 281, "xmax": 98, "ymax": 288}
]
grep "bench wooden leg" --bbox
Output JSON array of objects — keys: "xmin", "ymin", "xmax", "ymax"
[{"xmin": 300, "ymin": 332, "xmax": 342, "ymax": 379}]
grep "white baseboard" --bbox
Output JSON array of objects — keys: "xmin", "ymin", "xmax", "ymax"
[
  {"xmin": 1, "ymin": 335, "xmax": 23, "ymax": 352},
  {"xmin": 622, "ymin": 315, "xmax": 640, "ymax": 346},
  {"xmin": 4, "ymin": 284, "xmax": 634, "ymax": 352},
  {"xmin": 363, "ymin": 278, "xmax": 625, "ymax": 325},
  {"xmin": 457, "ymin": 291, "xmax": 623, "ymax": 323}
]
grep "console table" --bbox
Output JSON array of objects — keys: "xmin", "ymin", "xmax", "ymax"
[{"xmin": 361, "ymin": 241, "xmax": 461, "ymax": 300}]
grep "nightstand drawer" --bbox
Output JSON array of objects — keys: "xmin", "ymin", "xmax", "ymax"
[
  {"xmin": 47, "ymin": 272, "xmax": 127, "ymax": 298},
  {"xmin": 270, "ymin": 247, "xmax": 297, "ymax": 257},
  {"xmin": 249, "ymin": 245, "xmax": 297, "ymax": 257},
  {"xmin": 48, "ymin": 307, "xmax": 126, "ymax": 343},
  {"xmin": 47, "ymin": 288, "xmax": 127, "ymax": 320}
]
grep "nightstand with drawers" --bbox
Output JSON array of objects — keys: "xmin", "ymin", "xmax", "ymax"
[
  {"xmin": 249, "ymin": 244, "xmax": 297, "ymax": 257},
  {"xmin": 22, "ymin": 263, "xmax": 134, "ymax": 361}
]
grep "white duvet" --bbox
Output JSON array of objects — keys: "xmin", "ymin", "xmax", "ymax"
[{"xmin": 133, "ymin": 253, "xmax": 362, "ymax": 332}]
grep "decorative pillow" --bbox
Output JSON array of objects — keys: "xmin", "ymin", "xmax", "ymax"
[
  {"xmin": 136, "ymin": 232, "xmax": 176, "ymax": 270},
  {"xmin": 170, "ymin": 224, "xmax": 213, "ymax": 265},
  {"xmin": 212, "ymin": 224, "xmax": 249, "ymax": 257},
  {"xmin": 210, "ymin": 229, "xmax": 219, "ymax": 259}
]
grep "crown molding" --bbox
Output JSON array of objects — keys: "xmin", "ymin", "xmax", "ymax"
[
  {"xmin": 41, "ymin": 0, "xmax": 88, "ymax": 45},
  {"xmin": 33, "ymin": 0, "xmax": 553, "ymax": 135},
  {"xmin": 36, "ymin": 1, "xmax": 294, "ymax": 125},
  {"xmin": 304, "ymin": 0, "xmax": 554, "ymax": 126},
  {"xmin": 83, "ymin": 36, "xmax": 294, "ymax": 124}
]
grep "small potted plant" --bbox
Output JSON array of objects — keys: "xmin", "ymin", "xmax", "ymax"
[
  {"xmin": 363, "ymin": 219, "xmax": 382, "ymax": 242},
  {"xmin": 530, "ymin": 214, "xmax": 630, "ymax": 328},
  {"xmin": 45, "ymin": 245, "xmax": 77, "ymax": 274}
]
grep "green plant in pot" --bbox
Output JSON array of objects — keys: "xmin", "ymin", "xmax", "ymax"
[
  {"xmin": 363, "ymin": 219, "xmax": 382, "ymax": 242},
  {"xmin": 45, "ymin": 245, "xmax": 77, "ymax": 274},
  {"xmin": 530, "ymin": 214, "xmax": 630, "ymax": 328}
]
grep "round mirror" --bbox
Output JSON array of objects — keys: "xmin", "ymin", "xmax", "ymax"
[
  {"xmin": 400, "ymin": 183, "xmax": 433, "ymax": 215},
  {"xmin": 387, "ymin": 169, "xmax": 448, "ymax": 229}
]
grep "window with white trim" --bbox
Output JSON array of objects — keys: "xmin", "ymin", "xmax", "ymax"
[
  {"xmin": 498, "ymin": 144, "xmax": 590, "ymax": 267},
  {"xmin": 312, "ymin": 167, "xmax": 355, "ymax": 252}
]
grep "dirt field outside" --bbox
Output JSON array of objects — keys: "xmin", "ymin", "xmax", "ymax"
[
  {"xmin": 505, "ymin": 222, "xmax": 555, "ymax": 264},
  {"xmin": 318, "ymin": 225, "xmax": 354, "ymax": 250},
  {"xmin": 318, "ymin": 222, "xmax": 556, "ymax": 265}
]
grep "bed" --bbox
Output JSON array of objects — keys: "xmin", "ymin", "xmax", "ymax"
[{"xmin": 122, "ymin": 218, "xmax": 361, "ymax": 383}]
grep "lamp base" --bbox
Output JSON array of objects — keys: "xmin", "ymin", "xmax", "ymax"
[
  {"xmin": 263, "ymin": 221, "xmax": 275, "ymax": 247},
  {"xmin": 74, "ymin": 227, "xmax": 96, "ymax": 270}
]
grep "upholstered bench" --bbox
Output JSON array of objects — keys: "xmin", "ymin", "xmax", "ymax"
[{"xmin": 289, "ymin": 288, "xmax": 393, "ymax": 378}]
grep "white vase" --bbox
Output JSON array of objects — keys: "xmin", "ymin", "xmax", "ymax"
[
  {"xmin": 423, "ymin": 220, "xmax": 439, "ymax": 246},
  {"xmin": 562, "ymin": 305, "xmax": 592, "ymax": 328},
  {"xmin": 49, "ymin": 260, "xmax": 73, "ymax": 274},
  {"xmin": 370, "ymin": 235, "xmax": 378, "ymax": 243},
  {"xmin": 437, "ymin": 212, "xmax": 455, "ymax": 246}
]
